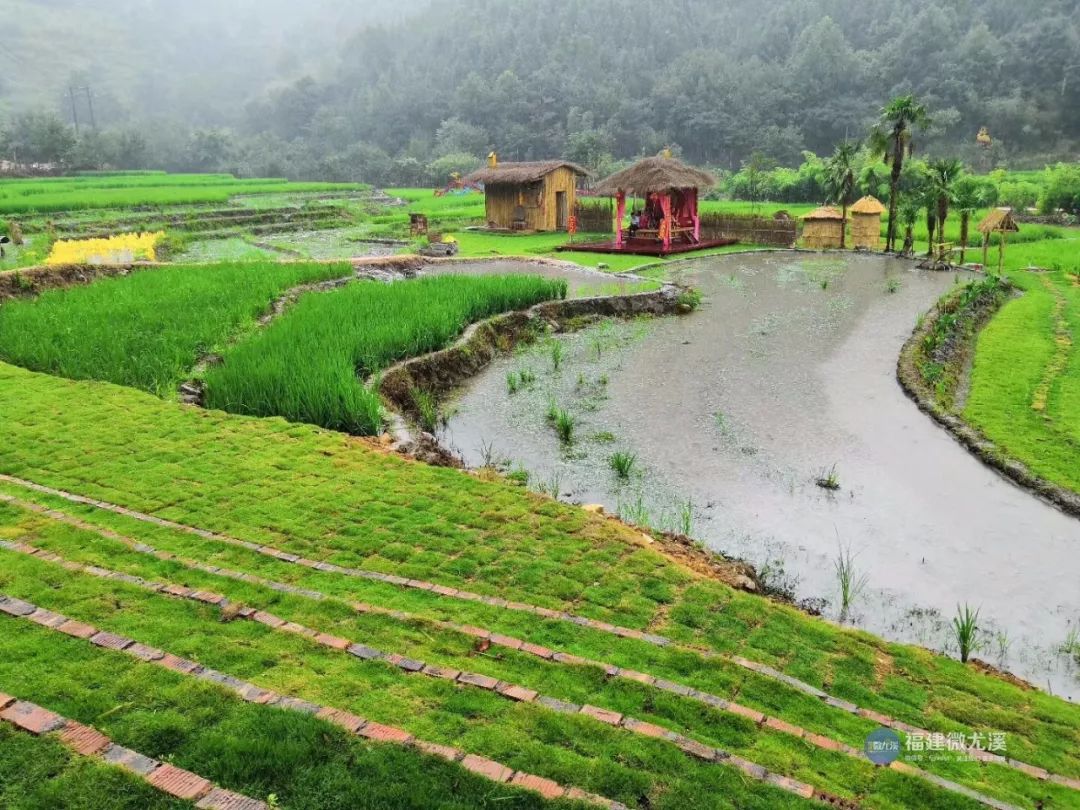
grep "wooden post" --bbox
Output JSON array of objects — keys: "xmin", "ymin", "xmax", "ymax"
[
  {"xmin": 615, "ymin": 191, "xmax": 626, "ymax": 248},
  {"xmin": 982, "ymin": 234, "xmax": 989, "ymax": 269},
  {"xmin": 661, "ymin": 193, "xmax": 673, "ymax": 253},
  {"xmin": 998, "ymin": 232, "xmax": 1007, "ymax": 275}
]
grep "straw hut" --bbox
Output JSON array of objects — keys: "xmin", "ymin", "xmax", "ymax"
[
  {"xmin": 593, "ymin": 155, "xmax": 717, "ymax": 252},
  {"xmin": 849, "ymin": 196, "xmax": 885, "ymax": 250},
  {"xmin": 977, "ymin": 208, "xmax": 1019, "ymax": 273},
  {"xmin": 465, "ymin": 156, "xmax": 588, "ymax": 232},
  {"xmin": 801, "ymin": 206, "xmax": 847, "ymax": 249}
]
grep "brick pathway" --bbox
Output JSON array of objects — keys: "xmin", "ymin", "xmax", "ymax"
[
  {"xmin": 1, "ymin": 487, "xmax": 1071, "ymax": 800},
  {"xmin": 0, "ymin": 692, "xmax": 268, "ymax": 810},
  {"xmin": 0, "ymin": 593, "xmax": 631, "ymax": 809}
]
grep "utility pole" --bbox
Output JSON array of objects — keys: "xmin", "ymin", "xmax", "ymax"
[{"xmin": 68, "ymin": 86, "xmax": 81, "ymax": 136}]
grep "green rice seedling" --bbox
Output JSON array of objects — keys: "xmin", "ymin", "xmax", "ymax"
[
  {"xmin": 609, "ymin": 451, "xmax": 637, "ymax": 481},
  {"xmin": 1060, "ymin": 625, "xmax": 1080, "ymax": 665},
  {"xmin": 834, "ymin": 541, "xmax": 869, "ymax": 623},
  {"xmin": 675, "ymin": 498, "xmax": 694, "ymax": 537},
  {"xmin": 592, "ymin": 431, "xmax": 616, "ymax": 444},
  {"xmin": 506, "ymin": 467, "xmax": 530, "ymax": 487},
  {"xmin": 618, "ymin": 495, "xmax": 652, "ymax": 530},
  {"xmin": 506, "ymin": 372, "xmax": 520, "ymax": 394},
  {"xmin": 518, "ymin": 368, "xmax": 536, "ymax": 385},
  {"xmin": 533, "ymin": 470, "xmax": 563, "ymax": 500},
  {"xmin": 545, "ymin": 398, "xmax": 560, "ymax": 423},
  {"xmin": 885, "ymin": 277, "xmax": 902, "ymax": 294},
  {"xmin": 952, "ymin": 603, "xmax": 981, "ymax": 663},
  {"xmin": 815, "ymin": 464, "xmax": 841, "ymax": 491},
  {"xmin": 550, "ymin": 340, "xmax": 565, "ymax": 371},
  {"xmin": 553, "ymin": 409, "xmax": 577, "ymax": 444},
  {"xmin": 410, "ymin": 388, "xmax": 439, "ymax": 434}
]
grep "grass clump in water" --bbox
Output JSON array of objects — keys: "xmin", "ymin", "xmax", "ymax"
[
  {"xmin": 953, "ymin": 603, "xmax": 981, "ymax": 664},
  {"xmin": 204, "ymin": 274, "xmax": 565, "ymax": 435},
  {"xmin": 609, "ymin": 451, "xmax": 637, "ymax": 481},
  {"xmin": 815, "ymin": 463, "xmax": 841, "ymax": 491}
]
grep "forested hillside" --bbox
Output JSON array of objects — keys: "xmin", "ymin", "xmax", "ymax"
[{"xmin": 1, "ymin": 0, "xmax": 1078, "ymax": 180}]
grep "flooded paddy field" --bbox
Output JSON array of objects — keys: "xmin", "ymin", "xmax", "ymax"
[
  {"xmin": 443, "ymin": 252, "xmax": 1080, "ymax": 696},
  {"xmin": 420, "ymin": 259, "xmax": 660, "ymax": 299}
]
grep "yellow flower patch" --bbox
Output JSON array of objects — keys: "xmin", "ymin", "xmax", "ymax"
[{"xmin": 45, "ymin": 232, "xmax": 165, "ymax": 266}]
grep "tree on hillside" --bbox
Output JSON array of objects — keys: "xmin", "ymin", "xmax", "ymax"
[
  {"xmin": 927, "ymin": 158, "xmax": 965, "ymax": 259},
  {"xmin": 870, "ymin": 95, "xmax": 930, "ymax": 253},
  {"xmin": 825, "ymin": 141, "xmax": 859, "ymax": 249}
]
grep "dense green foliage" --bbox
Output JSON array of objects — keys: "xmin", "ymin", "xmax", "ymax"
[
  {"xmin": 3, "ymin": 0, "xmax": 1078, "ymax": 182},
  {"xmin": 0, "ymin": 261, "xmax": 351, "ymax": 395},
  {"xmin": 204, "ymin": 274, "xmax": 566, "ymax": 434}
]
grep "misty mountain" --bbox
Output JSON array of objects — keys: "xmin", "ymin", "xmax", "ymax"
[{"xmin": 1, "ymin": 0, "xmax": 1078, "ymax": 175}]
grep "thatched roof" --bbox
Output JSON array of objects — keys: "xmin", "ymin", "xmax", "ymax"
[
  {"xmin": 978, "ymin": 208, "xmax": 1020, "ymax": 235},
  {"xmin": 802, "ymin": 206, "xmax": 846, "ymax": 221},
  {"xmin": 594, "ymin": 156, "xmax": 716, "ymax": 196},
  {"xmin": 465, "ymin": 160, "xmax": 589, "ymax": 186},
  {"xmin": 850, "ymin": 196, "xmax": 885, "ymax": 215}
]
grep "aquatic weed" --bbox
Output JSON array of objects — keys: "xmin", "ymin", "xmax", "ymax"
[
  {"xmin": 834, "ymin": 540, "xmax": 869, "ymax": 623},
  {"xmin": 952, "ymin": 603, "xmax": 981, "ymax": 663},
  {"xmin": 609, "ymin": 451, "xmax": 637, "ymax": 481}
]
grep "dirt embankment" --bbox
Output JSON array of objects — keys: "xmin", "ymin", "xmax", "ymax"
[
  {"xmin": 897, "ymin": 279, "xmax": 1080, "ymax": 518},
  {"xmin": 0, "ymin": 263, "xmax": 158, "ymax": 300}
]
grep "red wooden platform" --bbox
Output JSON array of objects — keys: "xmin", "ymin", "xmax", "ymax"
[{"xmin": 557, "ymin": 237, "xmax": 737, "ymax": 257}]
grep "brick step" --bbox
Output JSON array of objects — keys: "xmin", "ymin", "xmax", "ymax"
[
  {"xmin": 1, "ymin": 481, "xmax": 1071, "ymax": 798},
  {"xmin": 0, "ymin": 692, "xmax": 268, "ymax": 809}
]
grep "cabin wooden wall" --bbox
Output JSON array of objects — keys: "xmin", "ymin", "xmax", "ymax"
[
  {"xmin": 801, "ymin": 220, "xmax": 845, "ymax": 249},
  {"xmin": 483, "ymin": 168, "xmax": 578, "ymax": 231},
  {"xmin": 851, "ymin": 213, "xmax": 882, "ymax": 250}
]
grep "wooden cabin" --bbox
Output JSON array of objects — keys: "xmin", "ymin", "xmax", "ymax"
[
  {"xmin": 465, "ymin": 157, "xmax": 588, "ymax": 232},
  {"xmin": 849, "ymin": 196, "xmax": 885, "ymax": 250},
  {"xmin": 801, "ymin": 206, "xmax": 847, "ymax": 249}
]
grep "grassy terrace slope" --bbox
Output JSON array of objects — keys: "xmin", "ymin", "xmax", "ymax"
[
  {"xmin": 0, "ymin": 261, "xmax": 352, "ymax": 397},
  {"xmin": 965, "ymin": 237, "xmax": 1080, "ymax": 492},
  {"xmin": 0, "ymin": 362, "xmax": 1078, "ymax": 809}
]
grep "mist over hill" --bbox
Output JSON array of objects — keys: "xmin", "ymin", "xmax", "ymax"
[{"xmin": 1, "ymin": 0, "xmax": 1077, "ymax": 178}]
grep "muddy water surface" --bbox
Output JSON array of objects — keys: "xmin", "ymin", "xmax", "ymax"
[{"xmin": 444, "ymin": 253, "xmax": 1080, "ymax": 696}]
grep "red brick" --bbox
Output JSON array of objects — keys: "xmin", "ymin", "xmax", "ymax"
[
  {"xmin": 146, "ymin": 763, "xmax": 213, "ymax": 800},
  {"xmin": 414, "ymin": 740, "xmax": 462, "ymax": 761},
  {"xmin": 764, "ymin": 772, "xmax": 815, "ymax": 799},
  {"xmin": 580, "ymin": 705, "xmax": 622, "ymax": 726},
  {"xmin": 619, "ymin": 669, "xmax": 656, "ymax": 685},
  {"xmin": 431, "ymin": 585, "xmax": 459, "ymax": 597},
  {"xmin": 490, "ymin": 634, "xmax": 522, "ymax": 650},
  {"xmin": 805, "ymin": 733, "xmax": 842, "ymax": 752},
  {"xmin": 457, "ymin": 672, "xmax": 499, "ymax": 690},
  {"xmin": 315, "ymin": 633, "xmax": 351, "ymax": 651},
  {"xmin": 497, "ymin": 684, "xmax": 538, "ymax": 702},
  {"xmin": 857, "ymin": 708, "xmax": 893, "ymax": 726},
  {"xmin": 252, "ymin": 611, "xmax": 285, "ymax": 628},
  {"xmin": 727, "ymin": 703, "xmax": 766, "ymax": 724},
  {"xmin": 57, "ymin": 619, "xmax": 97, "ymax": 639},
  {"xmin": 552, "ymin": 653, "xmax": 589, "ymax": 667},
  {"xmin": 1007, "ymin": 759, "xmax": 1050, "ymax": 781},
  {"xmin": 675, "ymin": 737, "xmax": 717, "ymax": 761},
  {"xmin": 358, "ymin": 722, "xmax": 413, "ymax": 744},
  {"xmin": 196, "ymin": 787, "xmax": 269, "ymax": 810},
  {"xmin": 102, "ymin": 744, "xmax": 160, "ymax": 776},
  {"xmin": 57, "ymin": 721, "xmax": 111, "ymax": 755},
  {"xmin": 0, "ymin": 693, "xmax": 14, "ymax": 711},
  {"xmin": 622, "ymin": 718, "xmax": 670, "ymax": 739},
  {"xmin": 280, "ymin": 621, "xmax": 316, "ymax": 637},
  {"xmin": 90, "ymin": 631, "xmax": 134, "ymax": 651},
  {"xmin": 1050, "ymin": 774, "xmax": 1080, "ymax": 791},
  {"xmin": 163, "ymin": 585, "xmax": 194, "ymax": 598},
  {"xmin": 316, "ymin": 707, "xmax": 367, "ymax": 734},
  {"xmin": 127, "ymin": 643, "xmax": 165, "ymax": 662},
  {"xmin": 510, "ymin": 772, "xmax": 566, "ymax": 799},
  {"xmin": 0, "ymin": 701, "xmax": 65, "ymax": 735},
  {"xmin": 158, "ymin": 654, "xmax": 202, "ymax": 674},
  {"xmin": 461, "ymin": 754, "xmax": 512, "ymax": 783},
  {"xmin": 456, "ymin": 625, "xmax": 491, "ymax": 640},
  {"xmin": 763, "ymin": 716, "xmax": 805, "ymax": 738},
  {"xmin": 191, "ymin": 591, "xmax": 226, "ymax": 606},
  {"xmin": 27, "ymin": 608, "xmax": 67, "ymax": 628},
  {"xmin": 421, "ymin": 664, "xmax": 461, "ymax": 681},
  {"xmin": 520, "ymin": 642, "xmax": 555, "ymax": 659},
  {"xmin": 888, "ymin": 761, "xmax": 920, "ymax": 776}
]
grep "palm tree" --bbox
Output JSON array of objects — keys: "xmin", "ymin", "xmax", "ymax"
[
  {"xmin": 952, "ymin": 176, "xmax": 991, "ymax": 265},
  {"xmin": 825, "ymin": 141, "xmax": 859, "ymax": 249},
  {"xmin": 927, "ymin": 158, "xmax": 965, "ymax": 261},
  {"xmin": 898, "ymin": 198, "xmax": 920, "ymax": 257},
  {"xmin": 870, "ymin": 95, "xmax": 930, "ymax": 253}
]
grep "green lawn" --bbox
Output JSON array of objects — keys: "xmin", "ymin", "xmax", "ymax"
[
  {"xmin": 0, "ymin": 360, "xmax": 1077, "ymax": 809},
  {"xmin": 963, "ymin": 236, "xmax": 1080, "ymax": 492}
]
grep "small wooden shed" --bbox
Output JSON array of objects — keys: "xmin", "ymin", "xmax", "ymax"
[
  {"xmin": 978, "ymin": 208, "xmax": 1019, "ymax": 274},
  {"xmin": 801, "ymin": 206, "xmax": 847, "ymax": 249},
  {"xmin": 849, "ymin": 196, "xmax": 885, "ymax": 250},
  {"xmin": 465, "ymin": 157, "xmax": 588, "ymax": 232}
]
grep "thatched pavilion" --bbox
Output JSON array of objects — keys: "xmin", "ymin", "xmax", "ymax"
[
  {"xmin": 562, "ymin": 154, "xmax": 728, "ymax": 256},
  {"xmin": 801, "ymin": 206, "xmax": 847, "ymax": 249},
  {"xmin": 850, "ymin": 196, "xmax": 885, "ymax": 250},
  {"xmin": 464, "ymin": 156, "xmax": 588, "ymax": 232},
  {"xmin": 978, "ymin": 208, "xmax": 1019, "ymax": 273}
]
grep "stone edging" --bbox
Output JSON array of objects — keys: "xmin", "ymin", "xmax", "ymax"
[
  {"xmin": 897, "ymin": 285, "xmax": 1080, "ymax": 519},
  {"xmin": 0, "ymin": 692, "xmax": 269, "ymax": 809},
  {"xmin": 2, "ymin": 483, "xmax": 1074, "ymax": 799}
]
